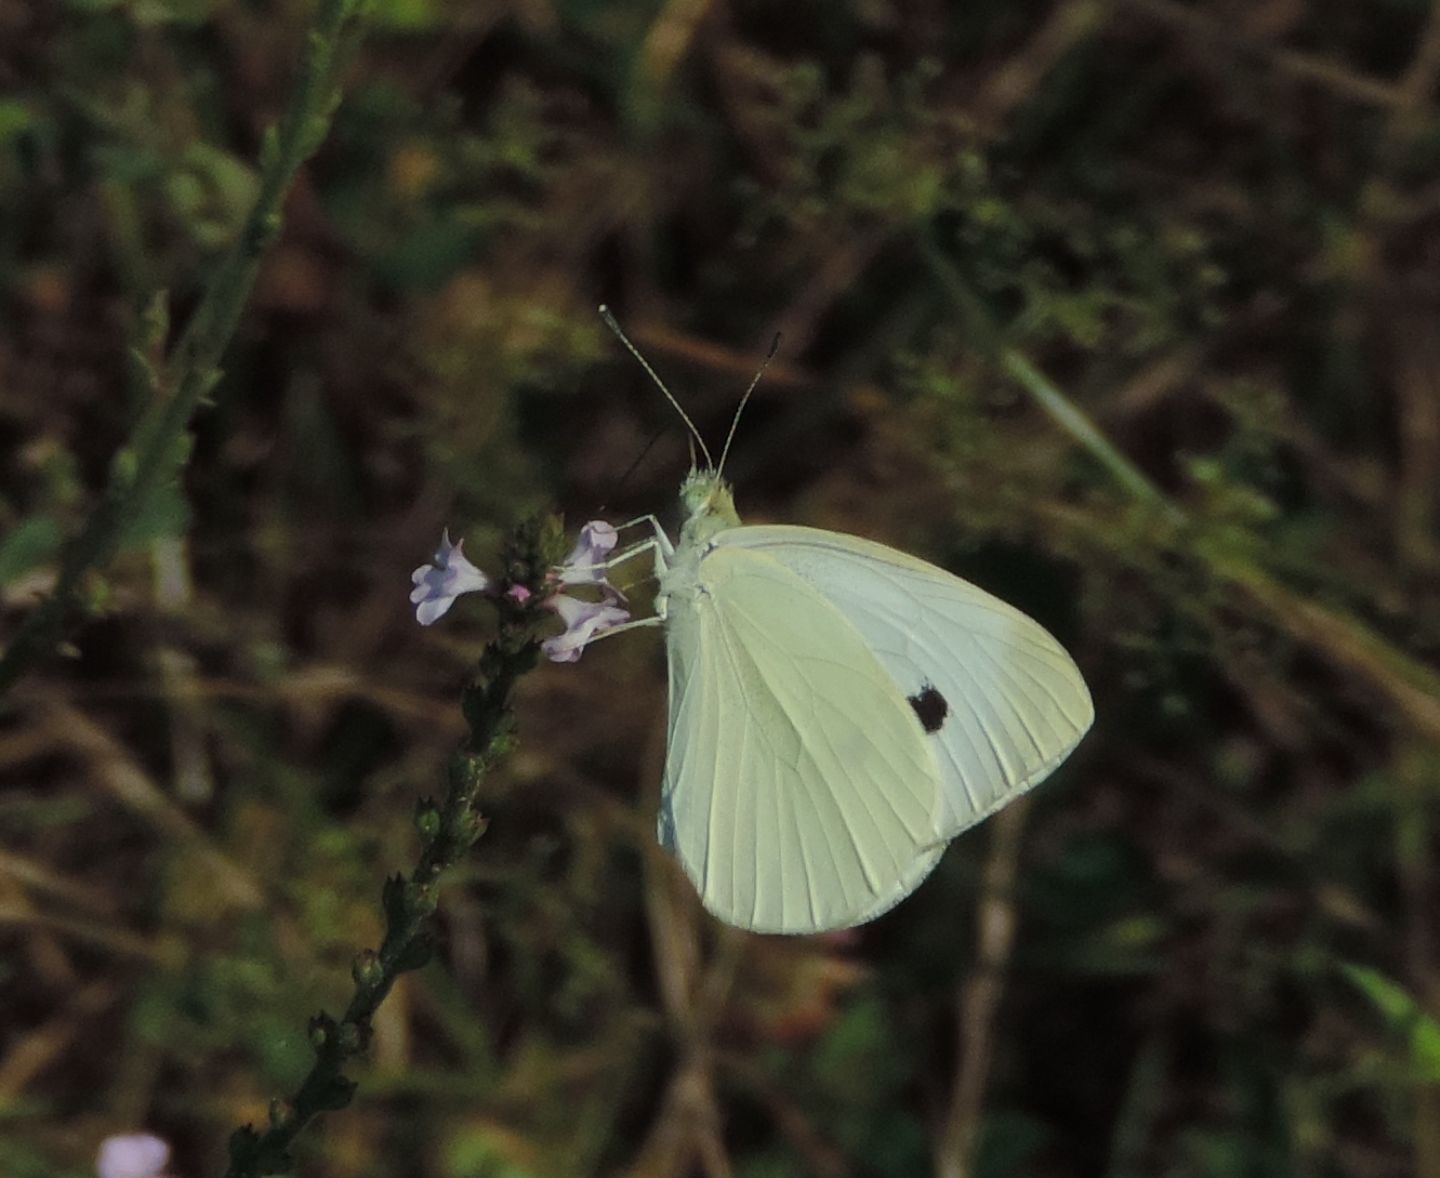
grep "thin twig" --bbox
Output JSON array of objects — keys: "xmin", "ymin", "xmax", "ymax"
[
  {"xmin": 1000, "ymin": 349, "xmax": 1183, "ymax": 522},
  {"xmin": 918, "ymin": 231, "xmax": 1182, "ymax": 521},
  {"xmin": 924, "ymin": 232, "xmax": 1440, "ymax": 750},
  {"xmin": 39, "ymin": 696, "xmax": 264, "ymax": 910},
  {"xmin": 715, "ymin": 1051, "xmax": 853, "ymax": 1178},
  {"xmin": 639, "ymin": 0, "xmax": 717, "ymax": 89},
  {"xmin": 0, "ymin": 980, "xmax": 114, "ymax": 1102},
  {"xmin": 971, "ymin": 0, "xmax": 1107, "ymax": 134},
  {"xmin": 935, "ymin": 799, "xmax": 1031, "ymax": 1178},
  {"xmin": 0, "ymin": 902, "xmax": 163, "ymax": 960},
  {"xmin": 626, "ymin": 718, "xmax": 741, "ymax": 1178},
  {"xmin": 0, "ymin": 0, "xmax": 369, "ymax": 700},
  {"xmin": 1379, "ymin": 41, "xmax": 1440, "ymax": 1170},
  {"xmin": 1386, "ymin": 0, "xmax": 1440, "ymax": 141},
  {"xmin": 1038, "ymin": 495, "xmax": 1440, "ymax": 747},
  {"xmin": 1104, "ymin": 1032, "xmax": 1170, "ymax": 1178},
  {"xmin": 1390, "ymin": 313, "xmax": 1440, "ymax": 573},
  {"xmin": 1112, "ymin": 0, "xmax": 1407, "ymax": 109}
]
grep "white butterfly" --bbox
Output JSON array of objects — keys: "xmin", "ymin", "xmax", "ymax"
[{"xmin": 594, "ymin": 309, "xmax": 1093, "ymax": 934}]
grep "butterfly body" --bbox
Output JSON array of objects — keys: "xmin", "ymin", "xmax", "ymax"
[{"xmin": 651, "ymin": 470, "xmax": 1092, "ymax": 934}]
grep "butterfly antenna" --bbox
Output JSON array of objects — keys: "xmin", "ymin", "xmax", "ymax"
[
  {"xmin": 599, "ymin": 305, "xmax": 714, "ymax": 470},
  {"xmin": 716, "ymin": 331, "xmax": 781, "ymax": 477}
]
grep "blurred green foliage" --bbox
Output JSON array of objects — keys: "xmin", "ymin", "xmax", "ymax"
[{"xmin": 3, "ymin": 1, "xmax": 1440, "ymax": 1176}]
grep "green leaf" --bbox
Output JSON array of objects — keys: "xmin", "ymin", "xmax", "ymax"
[
  {"xmin": 0, "ymin": 518, "xmax": 62, "ymax": 586},
  {"xmin": 0, "ymin": 99, "xmax": 34, "ymax": 145},
  {"xmin": 1341, "ymin": 963, "xmax": 1440, "ymax": 1080},
  {"xmin": 366, "ymin": 0, "xmax": 443, "ymax": 29}
]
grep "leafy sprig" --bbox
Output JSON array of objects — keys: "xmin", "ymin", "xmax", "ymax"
[{"xmin": 0, "ymin": 0, "xmax": 369, "ymax": 700}]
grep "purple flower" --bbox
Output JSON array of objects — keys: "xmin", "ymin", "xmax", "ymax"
[
  {"xmin": 541, "ymin": 593, "xmax": 630, "ymax": 662},
  {"xmin": 410, "ymin": 530, "xmax": 492, "ymax": 625},
  {"xmin": 408, "ymin": 520, "xmax": 632, "ymax": 658},
  {"xmin": 538, "ymin": 519, "xmax": 633, "ymax": 660},
  {"xmin": 557, "ymin": 520, "xmax": 621, "ymax": 589},
  {"xmin": 97, "ymin": 1135, "xmax": 171, "ymax": 1178}
]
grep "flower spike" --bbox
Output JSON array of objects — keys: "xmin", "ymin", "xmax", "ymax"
[{"xmin": 409, "ymin": 520, "xmax": 633, "ymax": 659}]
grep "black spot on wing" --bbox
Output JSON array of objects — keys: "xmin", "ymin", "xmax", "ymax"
[{"xmin": 908, "ymin": 683, "xmax": 949, "ymax": 734}]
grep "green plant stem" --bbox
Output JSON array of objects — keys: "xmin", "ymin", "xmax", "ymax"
[
  {"xmin": 917, "ymin": 226, "xmax": 1182, "ymax": 520},
  {"xmin": 923, "ymin": 224, "xmax": 1440, "ymax": 742},
  {"xmin": 0, "ymin": 0, "xmax": 368, "ymax": 702},
  {"xmin": 999, "ymin": 348, "xmax": 1183, "ymax": 521},
  {"xmin": 223, "ymin": 517, "xmax": 565, "ymax": 1178}
]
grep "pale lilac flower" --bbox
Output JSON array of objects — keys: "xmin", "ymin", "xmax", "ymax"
[
  {"xmin": 541, "ymin": 592, "xmax": 630, "ymax": 662},
  {"xmin": 96, "ymin": 1134, "xmax": 171, "ymax": 1178},
  {"xmin": 410, "ymin": 529, "xmax": 491, "ymax": 625},
  {"xmin": 540, "ymin": 519, "xmax": 632, "ymax": 660},
  {"xmin": 557, "ymin": 520, "xmax": 621, "ymax": 589}
]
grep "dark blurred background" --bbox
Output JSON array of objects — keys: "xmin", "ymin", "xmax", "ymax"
[{"xmin": 4, "ymin": 1, "xmax": 1440, "ymax": 1175}]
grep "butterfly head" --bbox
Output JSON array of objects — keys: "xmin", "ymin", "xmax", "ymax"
[{"xmin": 679, "ymin": 468, "xmax": 740, "ymax": 543}]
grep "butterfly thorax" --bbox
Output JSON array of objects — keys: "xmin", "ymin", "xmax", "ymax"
[{"xmin": 655, "ymin": 471, "xmax": 741, "ymax": 617}]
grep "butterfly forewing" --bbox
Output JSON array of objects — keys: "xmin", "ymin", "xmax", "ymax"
[
  {"xmin": 659, "ymin": 544, "xmax": 943, "ymax": 933},
  {"xmin": 718, "ymin": 526, "xmax": 1094, "ymax": 842}
]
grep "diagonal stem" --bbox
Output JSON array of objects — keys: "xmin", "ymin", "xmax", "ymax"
[
  {"xmin": 935, "ymin": 798, "xmax": 1031, "ymax": 1178},
  {"xmin": 0, "ymin": 0, "xmax": 368, "ymax": 701}
]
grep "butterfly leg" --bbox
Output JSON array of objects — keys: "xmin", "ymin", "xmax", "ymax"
[
  {"xmin": 612, "ymin": 513, "xmax": 666, "ymax": 536},
  {"xmin": 582, "ymin": 518, "xmax": 675, "ymax": 575},
  {"xmin": 578, "ymin": 614, "xmax": 664, "ymax": 646},
  {"xmin": 610, "ymin": 515, "xmax": 675, "ymax": 559},
  {"xmin": 584, "ymin": 536, "xmax": 664, "ymax": 574}
]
